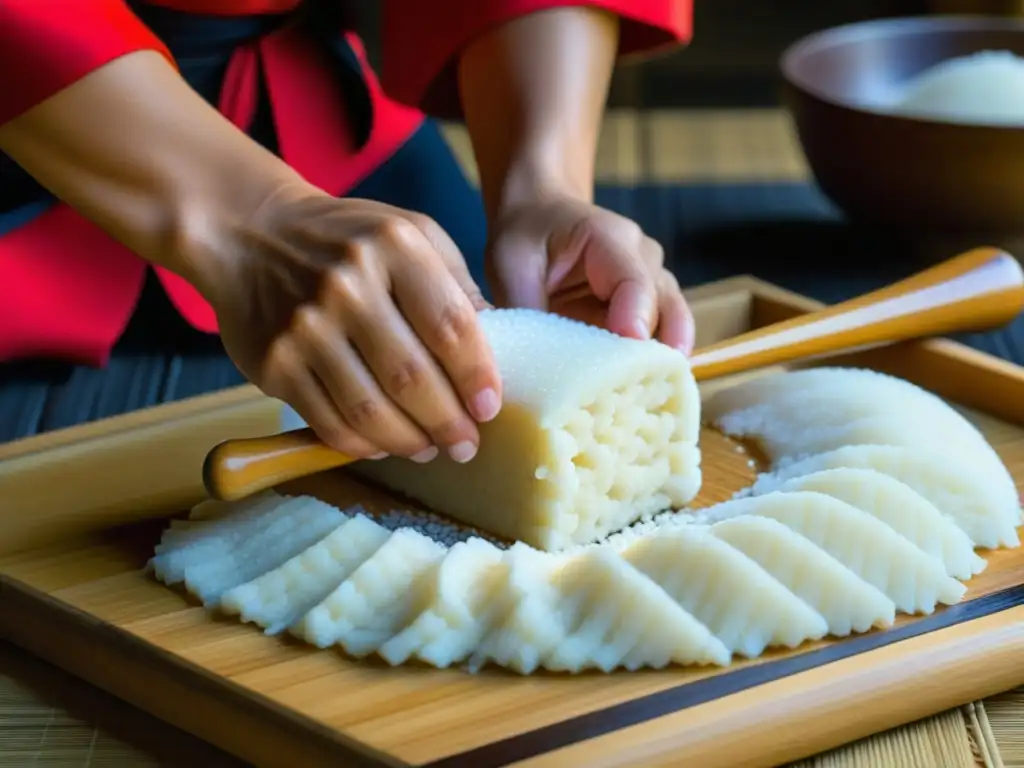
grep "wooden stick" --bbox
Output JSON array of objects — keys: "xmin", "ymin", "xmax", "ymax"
[
  {"xmin": 689, "ymin": 246, "xmax": 1024, "ymax": 378},
  {"xmin": 203, "ymin": 246, "xmax": 1024, "ymax": 502}
]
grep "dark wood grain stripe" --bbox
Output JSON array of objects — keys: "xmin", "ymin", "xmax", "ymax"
[{"xmin": 425, "ymin": 585, "xmax": 1024, "ymax": 768}]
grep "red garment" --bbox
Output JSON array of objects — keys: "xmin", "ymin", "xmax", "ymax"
[{"xmin": 0, "ymin": 0, "xmax": 692, "ymax": 366}]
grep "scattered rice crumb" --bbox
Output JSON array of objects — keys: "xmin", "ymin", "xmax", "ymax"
[
  {"xmin": 349, "ymin": 500, "xmax": 709, "ymax": 555},
  {"xmin": 337, "ymin": 476, "xmax": 755, "ymax": 555},
  {"xmin": 370, "ymin": 507, "xmax": 509, "ymax": 549}
]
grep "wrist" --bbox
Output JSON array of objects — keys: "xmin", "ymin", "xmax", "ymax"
[
  {"xmin": 156, "ymin": 162, "xmax": 306, "ymax": 309},
  {"xmin": 487, "ymin": 144, "xmax": 595, "ymax": 221}
]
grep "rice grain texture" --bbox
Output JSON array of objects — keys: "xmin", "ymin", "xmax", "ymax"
[{"xmin": 352, "ymin": 308, "xmax": 702, "ymax": 551}]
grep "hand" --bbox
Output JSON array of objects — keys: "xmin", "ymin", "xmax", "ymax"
[
  {"xmin": 201, "ymin": 183, "xmax": 503, "ymax": 463},
  {"xmin": 485, "ymin": 194, "xmax": 695, "ymax": 354}
]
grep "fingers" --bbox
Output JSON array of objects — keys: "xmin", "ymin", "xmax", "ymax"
[
  {"xmin": 384, "ymin": 214, "xmax": 503, "ymax": 425},
  {"xmin": 350, "ymin": 201, "xmax": 493, "ymax": 311},
  {"xmin": 406, "ymin": 212, "xmax": 492, "ymax": 312},
  {"xmin": 391, "ymin": 246, "xmax": 504, "ymax": 430},
  {"xmin": 553, "ymin": 217, "xmax": 658, "ymax": 341},
  {"xmin": 595, "ymin": 248, "xmax": 658, "ymax": 342},
  {"xmin": 397, "ymin": 214, "xmax": 503, "ymax": 427},
  {"xmin": 261, "ymin": 336, "xmax": 385, "ymax": 460},
  {"xmin": 568, "ymin": 218, "xmax": 695, "ymax": 354},
  {"xmin": 654, "ymin": 270, "xmax": 695, "ymax": 355},
  {"xmin": 290, "ymin": 306, "xmax": 439, "ymax": 462},
  {"xmin": 636, "ymin": 238, "xmax": 693, "ymax": 355},
  {"xmin": 317, "ymin": 218, "xmax": 498, "ymax": 463}
]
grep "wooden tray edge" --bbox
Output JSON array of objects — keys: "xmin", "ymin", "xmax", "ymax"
[
  {"xmin": 0, "ymin": 575, "xmax": 399, "ymax": 768},
  {"xmin": 2, "ymin": 274, "xmax": 1024, "ymax": 768},
  {"xmin": 499, "ymin": 602, "xmax": 1024, "ymax": 768}
]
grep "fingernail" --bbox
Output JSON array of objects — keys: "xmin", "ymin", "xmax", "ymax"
[
  {"xmin": 471, "ymin": 388, "xmax": 500, "ymax": 422},
  {"xmin": 411, "ymin": 446, "xmax": 439, "ymax": 463},
  {"xmin": 449, "ymin": 440, "xmax": 478, "ymax": 463},
  {"xmin": 633, "ymin": 319, "xmax": 651, "ymax": 340},
  {"xmin": 369, "ymin": 452, "xmax": 388, "ymax": 460}
]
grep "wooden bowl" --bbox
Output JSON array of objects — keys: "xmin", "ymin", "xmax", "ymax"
[{"xmin": 780, "ymin": 16, "xmax": 1024, "ymax": 250}]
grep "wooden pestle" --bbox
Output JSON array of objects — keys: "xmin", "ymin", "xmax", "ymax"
[{"xmin": 203, "ymin": 246, "xmax": 1024, "ymax": 502}]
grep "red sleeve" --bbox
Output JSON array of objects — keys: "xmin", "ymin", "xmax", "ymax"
[
  {"xmin": 380, "ymin": 0, "xmax": 692, "ymax": 117},
  {"xmin": 0, "ymin": 0, "xmax": 174, "ymax": 126}
]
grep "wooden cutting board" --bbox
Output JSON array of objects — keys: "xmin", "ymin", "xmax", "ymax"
[{"xmin": 1, "ymin": 276, "xmax": 1022, "ymax": 768}]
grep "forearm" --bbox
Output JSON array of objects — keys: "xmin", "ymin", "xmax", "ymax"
[
  {"xmin": 457, "ymin": 7, "xmax": 618, "ymax": 220},
  {"xmin": 0, "ymin": 50, "xmax": 304, "ymax": 302}
]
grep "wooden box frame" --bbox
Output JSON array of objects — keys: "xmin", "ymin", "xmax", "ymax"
[{"xmin": 1, "ymin": 276, "xmax": 1023, "ymax": 768}]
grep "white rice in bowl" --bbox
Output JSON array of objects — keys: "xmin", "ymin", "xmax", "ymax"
[{"xmin": 889, "ymin": 49, "xmax": 1024, "ymax": 126}]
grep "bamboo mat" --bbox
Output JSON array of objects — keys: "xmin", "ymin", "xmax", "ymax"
[{"xmin": 2, "ymin": 108, "xmax": 1022, "ymax": 768}]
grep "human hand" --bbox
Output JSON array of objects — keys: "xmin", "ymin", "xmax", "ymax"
[
  {"xmin": 201, "ymin": 184, "xmax": 503, "ymax": 464},
  {"xmin": 485, "ymin": 194, "xmax": 695, "ymax": 354}
]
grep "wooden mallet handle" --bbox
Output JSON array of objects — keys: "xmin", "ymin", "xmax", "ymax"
[
  {"xmin": 689, "ymin": 246, "xmax": 1024, "ymax": 378},
  {"xmin": 203, "ymin": 246, "xmax": 1024, "ymax": 503}
]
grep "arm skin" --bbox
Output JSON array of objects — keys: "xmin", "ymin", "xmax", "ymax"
[
  {"xmin": 381, "ymin": 0, "xmax": 692, "ymax": 119},
  {"xmin": 0, "ymin": 50, "xmax": 304, "ymax": 305},
  {"xmin": 456, "ymin": 6, "xmax": 617, "ymax": 222},
  {"xmin": 450, "ymin": 4, "xmax": 695, "ymax": 352},
  {"xmin": 380, "ymin": 0, "xmax": 691, "ymax": 215}
]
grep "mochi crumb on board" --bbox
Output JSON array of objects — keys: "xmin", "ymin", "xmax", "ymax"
[
  {"xmin": 373, "ymin": 506, "xmax": 511, "ymax": 549},
  {"xmin": 350, "ymin": 500, "xmax": 711, "ymax": 553}
]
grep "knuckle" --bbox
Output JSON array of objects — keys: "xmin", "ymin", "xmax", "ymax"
[
  {"xmin": 660, "ymin": 269, "xmax": 682, "ymax": 294},
  {"xmin": 375, "ymin": 216, "xmax": 421, "ymax": 248},
  {"xmin": 340, "ymin": 239, "xmax": 373, "ymax": 269},
  {"xmin": 604, "ymin": 215, "xmax": 643, "ymax": 244},
  {"xmin": 646, "ymin": 240, "xmax": 666, "ymax": 267},
  {"xmin": 588, "ymin": 210, "xmax": 640, "ymax": 242},
  {"xmin": 463, "ymin": 287, "xmax": 489, "ymax": 311},
  {"xmin": 426, "ymin": 302, "xmax": 477, "ymax": 355},
  {"xmin": 624, "ymin": 220, "xmax": 645, "ymax": 242},
  {"xmin": 290, "ymin": 305, "xmax": 322, "ymax": 339},
  {"xmin": 317, "ymin": 422, "xmax": 350, "ymax": 449},
  {"xmin": 342, "ymin": 397, "xmax": 387, "ymax": 430},
  {"xmin": 262, "ymin": 335, "xmax": 299, "ymax": 385},
  {"xmin": 324, "ymin": 264, "xmax": 364, "ymax": 305},
  {"xmin": 405, "ymin": 212, "xmax": 437, "ymax": 235},
  {"xmin": 385, "ymin": 358, "xmax": 428, "ymax": 397},
  {"xmin": 571, "ymin": 216, "xmax": 603, "ymax": 244}
]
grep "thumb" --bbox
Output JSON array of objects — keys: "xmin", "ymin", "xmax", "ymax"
[
  {"xmin": 489, "ymin": 235, "xmax": 549, "ymax": 311},
  {"xmin": 606, "ymin": 275, "xmax": 657, "ymax": 341}
]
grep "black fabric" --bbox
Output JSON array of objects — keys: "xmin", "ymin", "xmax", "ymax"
[
  {"xmin": 130, "ymin": 0, "xmax": 375, "ymax": 146},
  {"xmin": 4, "ymin": 181, "xmax": 1023, "ymax": 444}
]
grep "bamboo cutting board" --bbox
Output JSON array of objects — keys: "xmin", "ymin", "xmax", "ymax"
[{"xmin": 1, "ymin": 276, "xmax": 1023, "ymax": 768}]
